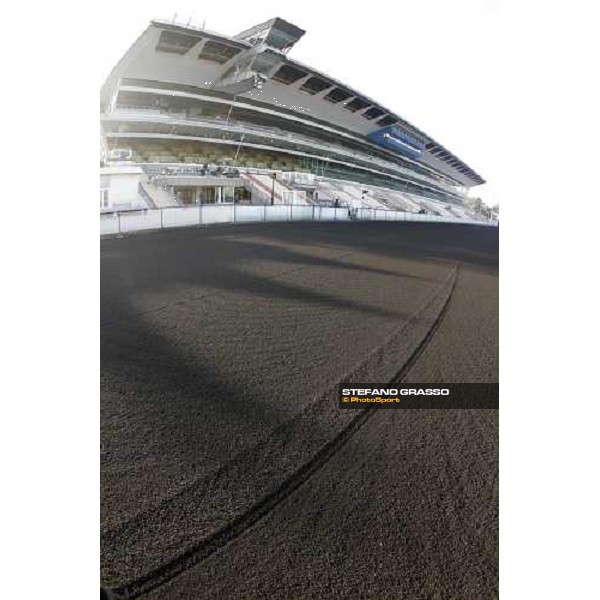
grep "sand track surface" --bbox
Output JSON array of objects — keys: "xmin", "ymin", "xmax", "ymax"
[{"xmin": 101, "ymin": 222, "xmax": 498, "ymax": 599}]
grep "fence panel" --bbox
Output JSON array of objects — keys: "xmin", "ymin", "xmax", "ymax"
[
  {"xmin": 100, "ymin": 214, "xmax": 120, "ymax": 235},
  {"xmin": 234, "ymin": 205, "xmax": 266, "ymax": 223},
  {"xmin": 265, "ymin": 205, "xmax": 291, "ymax": 222},
  {"xmin": 162, "ymin": 206, "xmax": 200, "ymax": 228},
  {"xmin": 291, "ymin": 205, "xmax": 313, "ymax": 221},
  {"xmin": 202, "ymin": 204, "xmax": 235, "ymax": 224},
  {"xmin": 100, "ymin": 204, "xmax": 497, "ymax": 236},
  {"xmin": 119, "ymin": 210, "xmax": 162, "ymax": 233},
  {"xmin": 334, "ymin": 207, "xmax": 348, "ymax": 221},
  {"xmin": 314, "ymin": 207, "xmax": 336, "ymax": 221}
]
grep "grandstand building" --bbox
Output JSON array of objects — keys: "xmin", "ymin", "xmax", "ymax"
[{"xmin": 100, "ymin": 17, "xmax": 486, "ymax": 218}]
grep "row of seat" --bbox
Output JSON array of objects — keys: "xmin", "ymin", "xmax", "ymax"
[{"xmin": 127, "ymin": 146, "xmax": 314, "ymax": 173}]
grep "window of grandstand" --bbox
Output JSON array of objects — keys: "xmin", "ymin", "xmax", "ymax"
[
  {"xmin": 266, "ymin": 31, "xmax": 296, "ymax": 51},
  {"xmin": 198, "ymin": 41, "xmax": 241, "ymax": 64},
  {"xmin": 156, "ymin": 30, "xmax": 201, "ymax": 54},
  {"xmin": 377, "ymin": 115, "xmax": 397, "ymax": 127},
  {"xmin": 344, "ymin": 97, "xmax": 371, "ymax": 112},
  {"xmin": 271, "ymin": 64, "xmax": 308, "ymax": 84},
  {"xmin": 299, "ymin": 76, "xmax": 331, "ymax": 95},
  {"xmin": 363, "ymin": 107, "xmax": 385, "ymax": 120},
  {"xmin": 324, "ymin": 87, "xmax": 352, "ymax": 103}
]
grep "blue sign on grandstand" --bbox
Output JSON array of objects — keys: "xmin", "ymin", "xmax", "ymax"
[{"xmin": 367, "ymin": 126, "xmax": 424, "ymax": 160}]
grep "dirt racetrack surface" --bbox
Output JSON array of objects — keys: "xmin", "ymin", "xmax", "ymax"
[{"xmin": 101, "ymin": 222, "xmax": 498, "ymax": 599}]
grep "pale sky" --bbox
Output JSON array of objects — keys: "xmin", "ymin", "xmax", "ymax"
[{"xmin": 98, "ymin": 0, "xmax": 499, "ymax": 207}]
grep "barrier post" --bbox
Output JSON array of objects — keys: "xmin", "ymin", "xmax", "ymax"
[{"xmin": 117, "ymin": 212, "xmax": 121, "ymax": 234}]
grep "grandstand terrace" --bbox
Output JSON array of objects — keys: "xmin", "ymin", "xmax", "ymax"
[{"xmin": 100, "ymin": 17, "xmax": 486, "ymax": 215}]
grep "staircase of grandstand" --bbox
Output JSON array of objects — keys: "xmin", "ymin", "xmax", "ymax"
[
  {"xmin": 418, "ymin": 198, "xmax": 455, "ymax": 217},
  {"xmin": 310, "ymin": 177, "xmax": 476, "ymax": 220},
  {"xmin": 436, "ymin": 202, "xmax": 481, "ymax": 221},
  {"xmin": 140, "ymin": 178, "xmax": 179, "ymax": 208},
  {"xmin": 368, "ymin": 189, "xmax": 417, "ymax": 212},
  {"xmin": 314, "ymin": 178, "xmax": 411, "ymax": 212},
  {"xmin": 314, "ymin": 180, "xmax": 358, "ymax": 207},
  {"xmin": 137, "ymin": 182, "xmax": 157, "ymax": 209},
  {"xmin": 445, "ymin": 204, "xmax": 470, "ymax": 219},
  {"xmin": 241, "ymin": 173, "xmax": 309, "ymax": 205}
]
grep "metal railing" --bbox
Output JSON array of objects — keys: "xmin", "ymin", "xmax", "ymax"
[{"xmin": 100, "ymin": 204, "xmax": 498, "ymax": 236}]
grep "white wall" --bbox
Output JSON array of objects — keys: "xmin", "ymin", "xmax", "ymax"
[{"xmin": 100, "ymin": 166, "xmax": 146, "ymax": 211}]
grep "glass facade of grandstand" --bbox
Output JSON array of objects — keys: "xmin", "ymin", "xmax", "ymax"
[{"xmin": 101, "ymin": 17, "xmax": 486, "ymax": 217}]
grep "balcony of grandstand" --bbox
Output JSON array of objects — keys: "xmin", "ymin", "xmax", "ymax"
[{"xmin": 106, "ymin": 85, "xmax": 462, "ymax": 196}]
